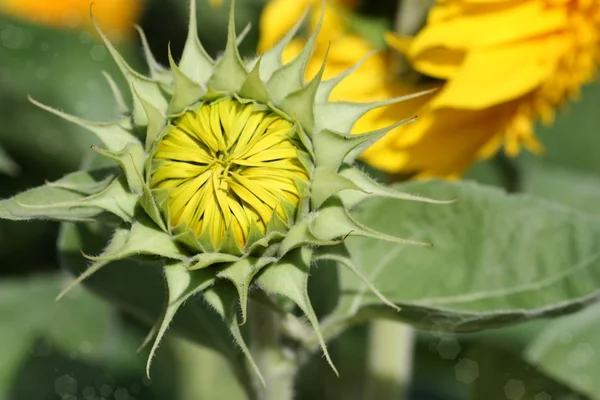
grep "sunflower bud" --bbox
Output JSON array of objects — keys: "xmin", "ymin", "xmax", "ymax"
[
  {"xmin": 150, "ymin": 98, "xmax": 309, "ymax": 252},
  {"xmin": 5, "ymin": 0, "xmax": 451, "ymax": 384}
]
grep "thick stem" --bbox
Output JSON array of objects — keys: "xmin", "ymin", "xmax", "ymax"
[
  {"xmin": 364, "ymin": 320, "xmax": 415, "ymax": 400},
  {"xmin": 390, "ymin": 0, "xmax": 435, "ymax": 82},
  {"xmin": 249, "ymin": 301, "xmax": 297, "ymax": 400}
]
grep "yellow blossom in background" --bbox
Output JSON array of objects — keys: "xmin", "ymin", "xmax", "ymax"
[
  {"xmin": 364, "ymin": 0, "xmax": 600, "ymax": 177},
  {"xmin": 0, "ymin": 0, "xmax": 143, "ymax": 38},
  {"xmin": 258, "ymin": 0, "xmax": 425, "ymax": 148}
]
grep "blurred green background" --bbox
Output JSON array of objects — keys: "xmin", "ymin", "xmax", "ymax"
[{"xmin": 1, "ymin": 0, "xmax": 599, "ymax": 399}]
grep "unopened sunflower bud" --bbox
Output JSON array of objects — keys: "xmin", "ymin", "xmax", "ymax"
[
  {"xmin": 9, "ymin": 0, "xmax": 451, "ymax": 385},
  {"xmin": 150, "ymin": 98, "xmax": 309, "ymax": 252}
]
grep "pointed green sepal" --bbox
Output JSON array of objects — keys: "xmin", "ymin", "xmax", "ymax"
[
  {"xmin": 146, "ymin": 262, "xmax": 216, "ymax": 377},
  {"xmin": 83, "ymin": 217, "xmax": 188, "ymax": 262},
  {"xmin": 338, "ymin": 166, "xmax": 456, "ymax": 209},
  {"xmin": 239, "ymin": 57, "xmax": 272, "ymax": 104},
  {"xmin": 56, "ymin": 225, "xmax": 130, "ymax": 301},
  {"xmin": 315, "ymin": 50, "xmax": 376, "ymax": 104},
  {"xmin": 189, "ymin": 253, "xmax": 241, "ymax": 270},
  {"xmin": 277, "ymin": 216, "xmax": 342, "ymax": 257},
  {"xmin": 280, "ymin": 45, "xmax": 329, "ymax": 135},
  {"xmin": 0, "ymin": 171, "xmax": 137, "ymax": 222},
  {"xmin": 101, "ymin": 71, "xmax": 130, "ymax": 116},
  {"xmin": 91, "ymin": 12, "xmax": 168, "ymax": 125},
  {"xmin": 313, "ymin": 118, "xmax": 414, "ymax": 173},
  {"xmin": 92, "ymin": 142, "xmax": 146, "ymax": 194},
  {"xmin": 314, "ymin": 244, "xmax": 400, "ymax": 313},
  {"xmin": 267, "ymin": 6, "xmax": 321, "ymax": 103},
  {"xmin": 236, "ymin": 22, "xmax": 252, "ymax": 47},
  {"xmin": 173, "ymin": 227, "xmax": 207, "ymax": 254},
  {"xmin": 179, "ymin": 0, "xmax": 215, "ymax": 85},
  {"xmin": 218, "ymin": 224, "xmax": 245, "ymax": 256},
  {"xmin": 167, "ymin": 46, "xmax": 206, "ymax": 115},
  {"xmin": 257, "ymin": 248, "xmax": 339, "ymax": 376},
  {"xmin": 310, "ymin": 167, "xmax": 366, "ymax": 210},
  {"xmin": 140, "ymin": 186, "xmax": 169, "ymax": 232},
  {"xmin": 314, "ymin": 89, "xmax": 434, "ymax": 134},
  {"xmin": 208, "ymin": 0, "xmax": 248, "ymax": 92},
  {"xmin": 203, "ymin": 282, "xmax": 266, "ymax": 386},
  {"xmin": 135, "ymin": 25, "xmax": 173, "ymax": 85},
  {"xmin": 254, "ymin": 7, "xmax": 309, "ymax": 81},
  {"xmin": 216, "ymin": 257, "xmax": 275, "ymax": 324},
  {"xmin": 310, "ymin": 199, "xmax": 432, "ymax": 247},
  {"xmin": 132, "ymin": 87, "xmax": 167, "ymax": 151},
  {"xmin": 29, "ymin": 97, "xmax": 139, "ymax": 152}
]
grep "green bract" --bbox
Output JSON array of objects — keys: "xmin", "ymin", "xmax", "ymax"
[{"xmin": 1, "ymin": 0, "xmax": 450, "ymax": 384}]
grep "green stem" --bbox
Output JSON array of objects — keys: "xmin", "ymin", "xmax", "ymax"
[
  {"xmin": 364, "ymin": 320, "xmax": 415, "ymax": 400},
  {"xmin": 394, "ymin": 0, "xmax": 435, "ymax": 36},
  {"xmin": 249, "ymin": 301, "xmax": 297, "ymax": 400}
]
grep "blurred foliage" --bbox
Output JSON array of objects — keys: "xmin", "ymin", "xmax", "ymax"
[{"xmin": 1, "ymin": 0, "xmax": 600, "ymax": 399}]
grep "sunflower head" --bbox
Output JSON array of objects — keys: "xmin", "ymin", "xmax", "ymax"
[
  {"xmin": 25, "ymin": 0, "xmax": 448, "ymax": 384},
  {"xmin": 150, "ymin": 97, "xmax": 310, "ymax": 253}
]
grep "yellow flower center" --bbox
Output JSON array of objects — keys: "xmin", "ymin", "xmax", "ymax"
[{"xmin": 150, "ymin": 98, "xmax": 308, "ymax": 250}]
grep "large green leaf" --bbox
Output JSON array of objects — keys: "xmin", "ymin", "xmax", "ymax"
[
  {"xmin": 525, "ymin": 302, "xmax": 600, "ymax": 400},
  {"xmin": 0, "ymin": 273, "xmax": 157, "ymax": 399},
  {"xmin": 521, "ymin": 160, "xmax": 600, "ymax": 216},
  {"xmin": 321, "ymin": 180, "xmax": 600, "ymax": 335}
]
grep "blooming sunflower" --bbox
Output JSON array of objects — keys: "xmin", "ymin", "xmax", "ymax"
[
  {"xmin": 0, "ymin": 0, "xmax": 142, "ymax": 38},
  {"xmin": 3, "ymin": 0, "xmax": 448, "ymax": 383},
  {"xmin": 258, "ymin": 0, "xmax": 420, "ymax": 136},
  {"xmin": 364, "ymin": 0, "xmax": 600, "ymax": 177}
]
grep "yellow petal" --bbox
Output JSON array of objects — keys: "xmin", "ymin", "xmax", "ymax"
[
  {"xmin": 431, "ymin": 36, "xmax": 569, "ymax": 109},
  {"xmin": 258, "ymin": 0, "xmax": 311, "ymax": 53},
  {"xmin": 409, "ymin": 1, "xmax": 568, "ymax": 78}
]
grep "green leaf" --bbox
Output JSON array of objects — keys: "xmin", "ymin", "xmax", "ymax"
[
  {"xmin": 526, "ymin": 302, "xmax": 600, "ymax": 399},
  {"xmin": 0, "ymin": 273, "xmax": 150, "ymax": 399},
  {"xmin": 323, "ymin": 180, "xmax": 600, "ymax": 334},
  {"xmin": 522, "ymin": 159, "xmax": 600, "ymax": 216},
  {"xmin": 0, "ymin": 169, "xmax": 136, "ymax": 222},
  {"xmin": 469, "ymin": 345, "xmax": 584, "ymax": 400}
]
